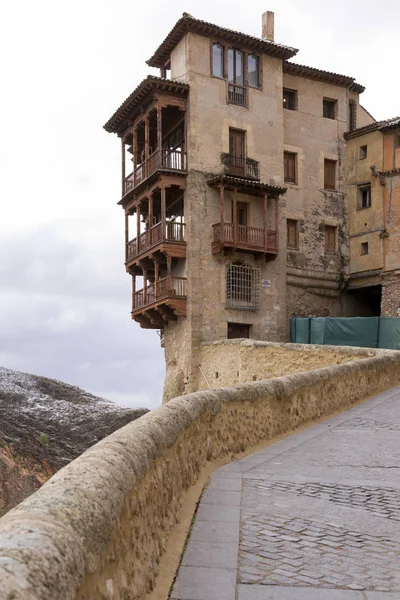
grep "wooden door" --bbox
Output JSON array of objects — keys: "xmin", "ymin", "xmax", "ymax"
[{"xmin": 229, "ymin": 129, "xmax": 245, "ymax": 176}]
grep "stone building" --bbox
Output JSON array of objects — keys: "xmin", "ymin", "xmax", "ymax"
[
  {"xmin": 345, "ymin": 118, "xmax": 400, "ymax": 317},
  {"xmin": 104, "ymin": 12, "xmax": 396, "ymax": 400}
]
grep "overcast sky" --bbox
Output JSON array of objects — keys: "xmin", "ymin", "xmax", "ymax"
[{"xmin": 0, "ymin": 0, "xmax": 398, "ymax": 410}]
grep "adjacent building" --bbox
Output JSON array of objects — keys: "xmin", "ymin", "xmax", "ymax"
[{"xmin": 104, "ymin": 11, "xmax": 398, "ymax": 400}]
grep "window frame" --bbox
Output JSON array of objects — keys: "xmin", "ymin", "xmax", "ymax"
[
  {"xmin": 361, "ymin": 242, "xmax": 369, "ymax": 256},
  {"xmin": 359, "ymin": 145, "xmax": 368, "ymax": 160},
  {"xmin": 324, "ymin": 225, "xmax": 337, "ymax": 254},
  {"xmin": 323, "ymin": 98, "xmax": 337, "ymax": 120},
  {"xmin": 324, "ymin": 159, "xmax": 337, "ymax": 191},
  {"xmin": 284, "ymin": 151, "xmax": 297, "ymax": 185},
  {"xmin": 283, "ymin": 88, "xmax": 297, "ymax": 111},
  {"xmin": 211, "ymin": 42, "xmax": 224, "ymax": 79},
  {"xmin": 226, "ymin": 262, "xmax": 261, "ymax": 311},
  {"xmin": 247, "ymin": 54, "xmax": 261, "ymax": 89},
  {"xmin": 287, "ymin": 219, "xmax": 299, "ymax": 250},
  {"xmin": 357, "ymin": 183, "xmax": 371, "ymax": 210}
]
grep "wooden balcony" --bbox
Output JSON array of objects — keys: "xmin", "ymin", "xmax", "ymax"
[
  {"xmin": 126, "ymin": 221, "xmax": 186, "ymax": 265},
  {"xmin": 212, "ymin": 222, "xmax": 278, "ymax": 255},
  {"xmin": 222, "ymin": 155, "xmax": 260, "ymax": 180},
  {"xmin": 132, "ymin": 277, "xmax": 187, "ymax": 329},
  {"xmin": 228, "ymin": 84, "xmax": 247, "ymax": 107},
  {"xmin": 122, "ymin": 149, "xmax": 187, "ymax": 197}
]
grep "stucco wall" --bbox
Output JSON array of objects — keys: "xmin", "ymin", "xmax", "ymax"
[{"xmin": 1, "ymin": 344, "xmax": 400, "ymax": 600}]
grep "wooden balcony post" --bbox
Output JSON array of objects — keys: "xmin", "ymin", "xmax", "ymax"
[
  {"xmin": 132, "ymin": 274, "xmax": 136, "ymax": 311},
  {"xmin": 121, "ymin": 139, "xmax": 125, "ymax": 197},
  {"xmin": 133, "ymin": 129, "xmax": 138, "ymax": 167},
  {"xmin": 220, "ymin": 185, "xmax": 225, "ymax": 243},
  {"xmin": 264, "ymin": 193, "xmax": 268, "ymax": 250},
  {"xmin": 161, "ymin": 186, "xmax": 166, "ymax": 238},
  {"xmin": 233, "ymin": 187, "xmax": 238, "ymax": 246},
  {"xmin": 157, "ymin": 106, "xmax": 162, "ymax": 165},
  {"xmin": 167, "ymin": 256, "xmax": 172, "ymax": 292},
  {"xmin": 154, "ymin": 260, "xmax": 159, "ymax": 299},
  {"xmin": 143, "ymin": 268, "xmax": 147, "ymax": 304},
  {"xmin": 125, "ymin": 211, "xmax": 129, "ymax": 261},
  {"xmin": 136, "ymin": 201, "xmax": 141, "ymax": 240},
  {"xmin": 144, "ymin": 118, "xmax": 150, "ymax": 163},
  {"xmin": 148, "ymin": 193, "xmax": 153, "ymax": 239},
  {"xmin": 275, "ymin": 197, "xmax": 279, "ymax": 251}
]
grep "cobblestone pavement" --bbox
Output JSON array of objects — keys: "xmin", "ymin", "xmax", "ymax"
[{"xmin": 171, "ymin": 386, "xmax": 400, "ymax": 600}]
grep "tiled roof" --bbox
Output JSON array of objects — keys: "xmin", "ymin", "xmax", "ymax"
[
  {"xmin": 207, "ymin": 175, "xmax": 287, "ymax": 196},
  {"xmin": 344, "ymin": 116, "xmax": 400, "ymax": 139},
  {"xmin": 147, "ymin": 13, "xmax": 298, "ymax": 67},
  {"xmin": 283, "ymin": 62, "xmax": 365, "ymax": 93},
  {"xmin": 104, "ymin": 76, "xmax": 189, "ymax": 136}
]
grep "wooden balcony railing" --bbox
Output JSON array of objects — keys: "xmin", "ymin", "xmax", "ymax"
[
  {"xmin": 126, "ymin": 222, "xmax": 185, "ymax": 262},
  {"xmin": 212, "ymin": 222, "xmax": 277, "ymax": 252},
  {"xmin": 223, "ymin": 155, "xmax": 260, "ymax": 180},
  {"xmin": 228, "ymin": 84, "xmax": 247, "ymax": 107},
  {"xmin": 122, "ymin": 149, "xmax": 187, "ymax": 196},
  {"xmin": 133, "ymin": 277, "xmax": 187, "ymax": 310}
]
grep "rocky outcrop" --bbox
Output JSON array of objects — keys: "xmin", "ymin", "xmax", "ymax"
[{"xmin": 0, "ymin": 367, "xmax": 148, "ymax": 516}]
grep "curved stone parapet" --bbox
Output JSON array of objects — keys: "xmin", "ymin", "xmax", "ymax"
[{"xmin": 1, "ymin": 344, "xmax": 400, "ymax": 599}]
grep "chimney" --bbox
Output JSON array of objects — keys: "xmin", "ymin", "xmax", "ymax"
[{"xmin": 262, "ymin": 11, "xmax": 275, "ymax": 42}]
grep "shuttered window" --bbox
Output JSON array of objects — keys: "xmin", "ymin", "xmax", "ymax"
[
  {"xmin": 324, "ymin": 159, "xmax": 336, "ymax": 190},
  {"xmin": 325, "ymin": 225, "xmax": 336, "ymax": 253},
  {"xmin": 287, "ymin": 219, "xmax": 298, "ymax": 250},
  {"xmin": 284, "ymin": 152, "xmax": 297, "ymax": 184}
]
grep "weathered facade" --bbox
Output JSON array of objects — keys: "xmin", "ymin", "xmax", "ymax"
[
  {"xmin": 104, "ymin": 11, "xmax": 398, "ymax": 400},
  {"xmin": 345, "ymin": 118, "xmax": 400, "ymax": 317}
]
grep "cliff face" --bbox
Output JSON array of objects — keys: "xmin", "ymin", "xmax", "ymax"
[{"xmin": 0, "ymin": 367, "xmax": 148, "ymax": 516}]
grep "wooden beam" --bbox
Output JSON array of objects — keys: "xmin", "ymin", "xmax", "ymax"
[
  {"xmin": 136, "ymin": 202, "xmax": 141, "ymax": 240},
  {"xmin": 143, "ymin": 268, "xmax": 147, "ymax": 305},
  {"xmin": 133, "ymin": 130, "xmax": 138, "ymax": 170},
  {"xmin": 161, "ymin": 186, "xmax": 166, "ymax": 232},
  {"xmin": 125, "ymin": 212, "xmax": 129, "ymax": 261},
  {"xmin": 220, "ymin": 185, "xmax": 225, "ymax": 244},
  {"xmin": 144, "ymin": 118, "xmax": 150, "ymax": 162},
  {"xmin": 157, "ymin": 106, "xmax": 162, "ymax": 154},
  {"xmin": 233, "ymin": 187, "xmax": 237, "ymax": 246},
  {"xmin": 167, "ymin": 256, "xmax": 172, "ymax": 291},
  {"xmin": 148, "ymin": 193, "xmax": 153, "ymax": 231},
  {"xmin": 154, "ymin": 260, "xmax": 159, "ymax": 299},
  {"xmin": 275, "ymin": 198, "xmax": 279, "ymax": 252},
  {"xmin": 263, "ymin": 193, "xmax": 268, "ymax": 251},
  {"xmin": 131, "ymin": 275, "xmax": 136, "ymax": 312},
  {"xmin": 121, "ymin": 139, "xmax": 125, "ymax": 197}
]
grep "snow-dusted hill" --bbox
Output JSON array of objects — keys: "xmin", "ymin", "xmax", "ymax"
[{"xmin": 0, "ymin": 366, "xmax": 148, "ymax": 516}]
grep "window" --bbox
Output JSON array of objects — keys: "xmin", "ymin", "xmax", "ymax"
[
  {"xmin": 227, "ymin": 323, "xmax": 250, "ymax": 339},
  {"xmin": 349, "ymin": 101, "xmax": 357, "ymax": 131},
  {"xmin": 228, "ymin": 48, "xmax": 244, "ymax": 85},
  {"xmin": 358, "ymin": 183, "xmax": 371, "ymax": 209},
  {"xmin": 212, "ymin": 43, "xmax": 224, "ymax": 78},
  {"xmin": 323, "ymin": 99, "xmax": 337, "ymax": 120},
  {"xmin": 324, "ymin": 159, "xmax": 336, "ymax": 190},
  {"xmin": 228, "ymin": 129, "xmax": 246, "ymax": 176},
  {"xmin": 248, "ymin": 54, "xmax": 260, "ymax": 88},
  {"xmin": 325, "ymin": 226, "xmax": 336, "ymax": 254},
  {"xmin": 283, "ymin": 88, "xmax": 297, "ymax": 110},
  {"xmin": 284, "ymin": 152, "xmax": 297, "ymax": 184},
  {"xmin": 361, "ymin": 242, "xmax": 369, "ymax": 255},
  {"xmin": 287, "ymin": 219, "xmax": 298, "ymax": 250},
  {"xmin": 360, "ymin": 145, "xmax": 368, "ymax": 160},
  {"xmin": 237, "ymin": 202, "xmax": 248, "ymax": 226},
  {"xmin": 226, "ymin": 262, "xmax": 261, "ymax": 310}
]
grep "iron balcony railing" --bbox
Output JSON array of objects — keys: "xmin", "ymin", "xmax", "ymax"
[
  {"xmin": 223, "ymin": 154, "xmax": 260, "ymax": 180},
  {"xmin": 126, "ymin": 222, "xmax": 185, "ymax": 262},
  {"xmin": 228, "ymin": 84, "xmax": 247, "ymax": 107},
  {"xmin": 133, "ymin": 277, "xmax": 187, "ymax": 311},
  {"xmin": 212, "ymin": 222, "xmax": 277, "ymax": 252},
  {"xmin": 123, "ymin": 148, "xmax": 187, "ymax": 196}
]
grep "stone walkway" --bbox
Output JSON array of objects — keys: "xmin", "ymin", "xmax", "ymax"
[{"xmin": 171, "ymin": 386, "xmax": 400, "ymax": 599}]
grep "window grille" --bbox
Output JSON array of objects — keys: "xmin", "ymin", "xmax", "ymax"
[{"xmin": 226, "ymin": 263, "xmax": 261, "ymax": 310}]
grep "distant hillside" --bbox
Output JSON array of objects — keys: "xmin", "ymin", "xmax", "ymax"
[{"xmin": 0, "ymin": 367, "xmax": 148, "ymax": 516}]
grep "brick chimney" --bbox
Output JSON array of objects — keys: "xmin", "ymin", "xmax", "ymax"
[{"xmin": 262, "ymin": 11, "xmax": 275, "ymax": 42}]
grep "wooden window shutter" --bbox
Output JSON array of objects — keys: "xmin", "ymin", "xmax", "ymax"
[
  {"xmin": 325, "ymin": 226, "xmax": 336, "ymax": 252},
  {"xmin": 287, "ymin": 219, "xmax": 298, "ymax": 249},
  {"xmin": 284, "ymin": 152, "xmax": 296, "ymax": 184},
  {"xmin": 324, "ymin": 160, "xmax": 336, "ymax": 190}
]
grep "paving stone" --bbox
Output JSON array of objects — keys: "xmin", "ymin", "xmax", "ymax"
[
  {"xmin": 196, "ymin": 502, "xmax": 240, "ymax": 523},
  {"xmin": 190, "ymin": 520, "xmax": 239, "ymax": 543},
  {"xmin": 182, "ymin": 541, "xmax": 238, "ymax": 569},
  {"xmin": 237, "ymin": 585, "xmax": 364, "ymax": 599},
  {"xmin": 201, "ymin": 489, "xmax": 241, "ymax": 506},
  {"xmin": 171, "ymin": 566, "xmax": 236, "ymax": 600},
  {"xmin": 208, "ymin": 477, "xmax": 243, "ymax": 492}
]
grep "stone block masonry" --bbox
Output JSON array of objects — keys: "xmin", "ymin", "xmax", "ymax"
[{"xmin": 1, "ymin": 347, "xmax": 400, "ymax": 599}]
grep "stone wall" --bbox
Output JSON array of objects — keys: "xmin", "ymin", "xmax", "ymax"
[
  {"xmin": 198, "ymin": 339, "xmax": 369, "ymax": 389},
  {"xmin": 1, "ymin": 347, "xmax": 400, "ymax": 599},
  {"xmin": 381, "ymin": 272, "xmax": 400, "ymax": 317}
]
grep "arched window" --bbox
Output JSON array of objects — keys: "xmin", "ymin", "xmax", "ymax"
[{"xmin": 226, "ymin": 262, "xmax": 261, "ymax": 310}]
